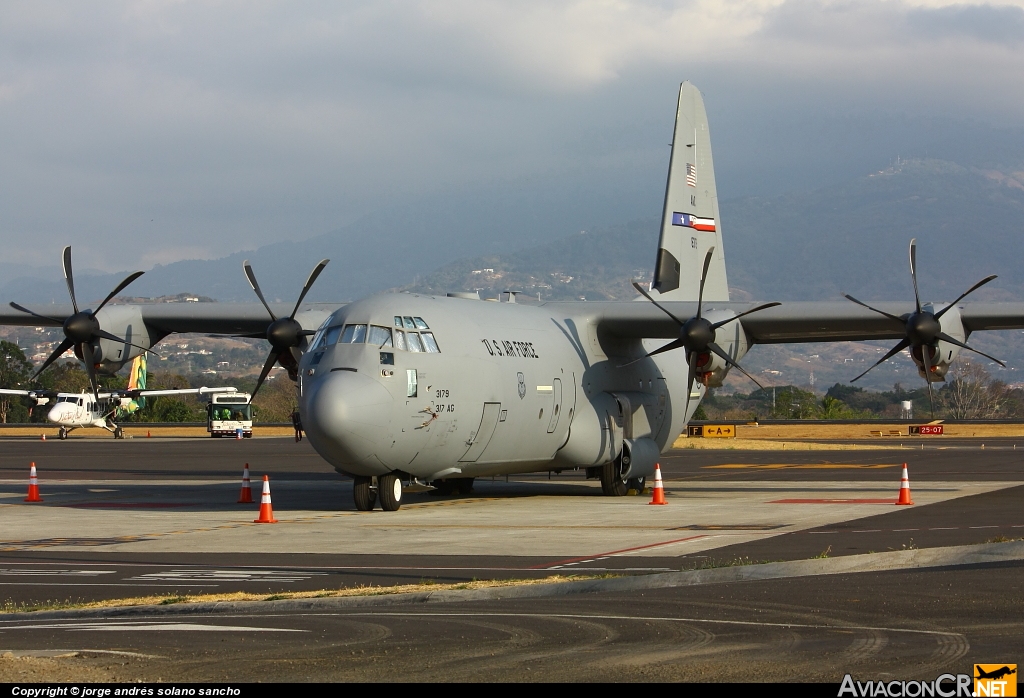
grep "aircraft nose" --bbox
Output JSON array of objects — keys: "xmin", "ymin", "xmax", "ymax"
[
  {"xmin": 302, "ymin": 371, "xmax": 393, "ymax": 471},
  {"xmin": 47, "ymin": 404, "xmax": 69, "ymax": 423}
]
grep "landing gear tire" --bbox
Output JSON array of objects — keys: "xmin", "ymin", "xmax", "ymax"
[
  {"xmin": 378, "ymin": 473, "xmax": 403, "ymax": 511},
  {"xmin": 114, "ymin": 427, "xmax": 124, "ymax": 440},
  {"xmin": 627, "ymin": 476, "xmax": 646, "ymax": 494},
  {"xmin": 353, "ymin": 476, "xmax": 377, "ymax": 511},
  {"xmin": 600, "ymin": 458, "xmax": 628, "ymax": 497},
  {"xmin": 58, "ymin": 427, "xmax": 68, "ymax": 441}
]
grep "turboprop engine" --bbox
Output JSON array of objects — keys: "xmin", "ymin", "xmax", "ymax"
[
  {"xmin": 690, "ymin": 309, "xmax": 753, "ymax": 387},
  {"xmin": 908, "ymin": 303, "xmax": 964, "ymax": 382}
]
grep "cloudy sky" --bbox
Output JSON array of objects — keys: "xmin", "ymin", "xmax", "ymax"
[{"xmin": 2, "ymin": 0, "xmax": 1023, "ymax": 271}]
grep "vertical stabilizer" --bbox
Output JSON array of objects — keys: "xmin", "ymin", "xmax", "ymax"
[{"xmin": 651, "ymin": 82, "xmax": 729, "ymax": 301}]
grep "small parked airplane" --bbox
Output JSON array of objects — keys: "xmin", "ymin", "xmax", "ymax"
[{"xmin": 0, "ymin": 385, "xmax": 237, "ymax": 439}]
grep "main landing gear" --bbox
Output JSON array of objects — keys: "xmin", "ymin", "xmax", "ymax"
[
  {"xmin": 353, "ymin": 473, "xmax": 404, "ymax": 512},
  {"xmin": 600, "ymin": 457, "xmax": 646, "ymax": 496}
]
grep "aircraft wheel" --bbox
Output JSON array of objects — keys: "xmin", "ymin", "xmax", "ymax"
[
  {"xmin": 377, "ymin": 473, "xmax": 403, "ymax": 511},
  {"xmin": 58, "ymin": 427, "xmax": 68, "ymax": 441},
  {"xmin": 353, "ymin": 476, "xmax": 377, "ymax": 511},
  {"xmin": 627, "ymin": 476, "xmax": 646, "ymax": 494},
  {"xmin": 600, "ymin": 458, "xmax": 628, "ymax": 496}
]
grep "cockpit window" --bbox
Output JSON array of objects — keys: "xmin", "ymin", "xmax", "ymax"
[
  {"xmin": 413, "ymin": 317, "xmax": 428, "ymax": 329},
  {"xmin": 403, "ymin": 316, "xmax": 416, "ymax": 329},
  {"xmin": 407, "ymin": 332, "xmax": 424, "ymax": 353},
  {"xmin": 368, "ymin": 325, "xmax": 392, "ymax": 347},
  {"xmin": 310, "ymin": 324, "xmax": 340, "ymax": 351},
  {"xmin": 324, "ymin": 325, "xmax": 343, "ymax": 346},
  {"xmin": 394, "ymin": 330, "xmax": 407, "ymax": 351},
  {"xmin": 394, "ymin": 316, "xmax": 403, "ymax": 328},
  {"xmin": 340, "ymin": 324, "xmax": 367, "ymax": 343},
  {"xmin": 421, "ymin": 332, "xmax": 440, "ymax": 353}
]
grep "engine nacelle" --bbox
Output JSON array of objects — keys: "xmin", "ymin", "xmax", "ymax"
[
  {"xmin": 89, "ymin": 305, "xmax": 153, "ymax": 375},
  {"xmin": 912, "ymin": 304, "xmax": 965, "ymax": 382},
  {"xmin": 693, "ymin": 309, "xmax": 753, "ymax": 387}
]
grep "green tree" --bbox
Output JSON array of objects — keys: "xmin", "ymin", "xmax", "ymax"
[{"xmin": 0, "ymin": 341, "xmax": 33, "ymax": 423}]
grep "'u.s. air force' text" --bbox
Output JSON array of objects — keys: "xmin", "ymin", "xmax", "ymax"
[{"xmin": 481, "ymin": 339, "xmax": 539, "ymax": 359}]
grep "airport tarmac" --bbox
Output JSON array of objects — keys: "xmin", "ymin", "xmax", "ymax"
[{"xmin": 0, "ymin": 436, "xmax": 1021, "ymax": 681}]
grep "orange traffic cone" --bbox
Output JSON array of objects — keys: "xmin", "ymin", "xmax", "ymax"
[
  {"xmin": 254, "ymin": 475, "xmax": 278, "ymax": 523},
  {"xmin": 147, "ymin": 430, "xmax": 151, "ymax": 438},
  {"xmin": 40, "ymin": 433, "xmax": 45, "ymax": 441},
  {"xmin": 237, "ymin": 463, "xmax": 253, "ymax": 503},
  {"xmin": 25, "ymin": 462, "xmax": 43, "ymax": 502},
  {"xmin": 649, "ymin": 463, "xmax": 667, "ymax": 505},
  {"xmin": 896, "ymin": 463, "xmax": 914, "ymax": 505}
]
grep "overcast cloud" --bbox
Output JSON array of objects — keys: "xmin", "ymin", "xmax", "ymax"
[{"xmin": 2, "ymin": 0, "xmax": 1023, "ymax": 271}]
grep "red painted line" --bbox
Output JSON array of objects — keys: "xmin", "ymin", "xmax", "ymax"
[
  {"xmin": 528, "ymin": 535, "xmax": 707, "ymax": 570},
  {"xmin": 770, "ymin": 499, "xmax": 896, "ymax": 504}
]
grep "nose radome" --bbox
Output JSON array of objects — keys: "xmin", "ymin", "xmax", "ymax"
[{"xmin": 303, "ymin": 371, "xmax": 393, "ymax": 469}]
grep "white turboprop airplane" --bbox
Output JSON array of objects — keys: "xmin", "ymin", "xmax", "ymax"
[{"xmin": 0, "ymin": 386, "xmax": 237, "ymax": 439}]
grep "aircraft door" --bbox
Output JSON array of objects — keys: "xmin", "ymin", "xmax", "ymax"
[
  {"xmin": 460, "ymin": 402, "xmax": 502, "ymax": 463},
  {"xmin": 545, "ymin": 378, "xmax": 562, "ymax": 434}
]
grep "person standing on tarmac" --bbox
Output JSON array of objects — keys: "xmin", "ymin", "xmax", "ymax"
[{"xmin": 292, "ymin": 409, "xmax": 303, "ymax": 442}]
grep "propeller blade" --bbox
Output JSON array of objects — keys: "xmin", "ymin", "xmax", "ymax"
[
  {"xmin": 81, "ymin": 342, "xmax": 100, "ymax": 402},
  {"xmin": 709, "ymin": 302, "xmax": 782, "ymax": 331},
  {"xmin": 93, "ymin": 270, "xmax": 145, "ymax": 315},
  {"xmin": 62, "ymin": 246, "xmax": 79, "ymax": 314},
  {"xmin": 909, "ymin": 238, "xmax": 922, "ymax": 315},
  {"xmin": 249, "ymin": 350, "xmax": 280, "ymax": 403},
  {"xmin": 843, "ymin": 294, "xmax": 905, "ymax": 324},
  {"xmin": 630, "ymin": 281, "xmax": 686, "ymax": 327},
  {"xmin": 617, "ymin": 337, "xmax": 687, "ymax": 368},
  {"xmin": 31, "ymin": 338, "xmax": 75, "ymax": 379},
  {"xmin": 9, "ymin": 302, "xmax": 65, "ymax": 326},
  {"xmin": 934, "ymin": 332, "xmax": 1006, "ymax": 367},
  {"xmin": 683, "ymin": 351, "xmax": 698, "ymax": 419},
  {"xmin": 707, "ymin": 341, "xmax": 765, "ymax": 390},
  {"xmin": 921, "ymin": 341, "xmax": 936, "ymax": 418},
  {"xmin": 934, "ymin": 275, "xmax": 998, "ymax": 320},
  {"xmin": 850, "ymin": 338, "xmax": 911, "ymax": 383},
  {"xmin": 243, "ymin": 260, "xmax": 277, "ymax": 321},
  {"xmin": 93, "ymin": 329, "xmax": 161, "ymax": 357},
  {"xmin": 695, "ymin": 247, "xmax": 714, "ymax": 320},
  {"xmin": 290, "ymin": 259, "xmax": 330, "ymax": 319}
]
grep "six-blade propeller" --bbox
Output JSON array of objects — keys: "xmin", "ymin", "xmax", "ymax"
[
  {"xmin": 629, "ymin": 247, "xmax": 781, "ymax": 417},
  {"xmin": 9, "ymin": 246, "xmax": 148, "ymax": 401},
  {"xmin": 843, "ymin": 238, "xmax": 1003, "ymax": 416},
  {"xmin": 242, "ymin": 258, "xmax": 330, "ymax": 401}
]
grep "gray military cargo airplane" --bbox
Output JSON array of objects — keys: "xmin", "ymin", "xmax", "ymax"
[{"xmin": 3, "ymin": 82, "xmax": 1024, "ymax": 511}]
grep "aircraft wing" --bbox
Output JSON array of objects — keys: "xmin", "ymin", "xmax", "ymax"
[
  {"xmin": 559, "ymin": 300, "xmax": 1024, "ymax": 343},
  {"xmin": 0, "ymin": 303, "xmax": 339, "ymax": 335},
  {"xmin": 116, "ymin": 386, "xmax": 239, "ymax": 399}
]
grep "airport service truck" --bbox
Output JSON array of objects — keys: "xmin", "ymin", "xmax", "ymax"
[{"xmin": 206, "ymin": 392, "xmax": 253, "ymax": 437}]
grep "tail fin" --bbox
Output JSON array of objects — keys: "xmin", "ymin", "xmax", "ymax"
[
  {"xmin": 651, "ymin": 82, "xmax": 729, "ymax": 301},
  {"xmin": 124, "ymin": 353, "xmax": 147, "ymax": 413}
]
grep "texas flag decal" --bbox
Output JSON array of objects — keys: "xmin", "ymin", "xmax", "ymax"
[{"xmin": 671, "ymin": 212, "xmax": 716, "ymax": 232}]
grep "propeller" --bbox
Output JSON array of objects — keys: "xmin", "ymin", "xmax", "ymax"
[
  {"xmin": 242, "ymin": 258, "xmax": 330, "ymax": 401},
  {"xmin": 628, "ymin": 247, "xmax": 781, "ymax": 417},
  {"xmin": 9, "ymin": 246, "xmax": 147, "ymax": 401},
  {"xmin": 843, "ymin": 238, "xmax": 1003, "ymax": 417}
]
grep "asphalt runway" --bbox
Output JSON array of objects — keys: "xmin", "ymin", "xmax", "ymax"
[
  {"xmin": 1, "ymin": 562, "xmax": 1020, "ymax": 682},
  {"xmin": 0, "ymin": 436, "xmax": 1022, "ymax": 681}
]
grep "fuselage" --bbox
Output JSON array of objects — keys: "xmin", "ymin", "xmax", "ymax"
[
  {"xmin": 298, "ymin": 293, "xmax": 704, "ymax": 481},
  {"xmin": 45, "ymin": 393, "xmax": 111, "ymax": 427}
]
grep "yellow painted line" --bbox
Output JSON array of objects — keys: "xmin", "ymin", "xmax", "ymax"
[{"xmin": 703, "ymin": 463, "xmax": 899, "ymax": 470}]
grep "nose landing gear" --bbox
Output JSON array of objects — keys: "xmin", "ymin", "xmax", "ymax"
[{"xmin": 352, "ymin": 473, "xmax": 403, "ymax": 511}]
